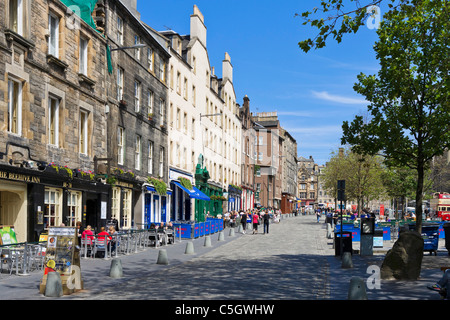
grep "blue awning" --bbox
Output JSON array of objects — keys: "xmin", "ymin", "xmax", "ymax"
[
  {"xmin": 172, "ymin": 181, "xmax": 210, "ymax": 201},
  {"xmin": 146, "ymin": 186, "xmax": 172, "ymax": 195}
]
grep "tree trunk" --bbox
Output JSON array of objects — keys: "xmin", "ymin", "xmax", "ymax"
[{"xmin": 416, "ymin": 160, "xmax": 424, "ymax": 234}]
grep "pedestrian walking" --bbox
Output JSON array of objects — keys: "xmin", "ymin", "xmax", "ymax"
[
  {"xmin": 263, "ymin": 210, "xmax": 270, "ymax": 234},
  {"xmin": 316, "ymin": 209, "xmax": 321, "ymax": 223},
  {"xmin": 252, "ymin": 212, "xmax": 260, "ymax": 234},
  {"xmin": 240, "ymin": 211, "xmax": 247, "ymax": 234}
]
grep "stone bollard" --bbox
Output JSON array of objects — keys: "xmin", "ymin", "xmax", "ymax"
[
  {"xmin": 348, "ymin": 277, "xmax": 368, "ymax": 300},
  {"xmin": 44, "ymin": 272, "xmax": 63, "ymax": 297},
  {"xmin": 229, "ymin": 228, "xmax": 235, "ymax": 237},
  {"xmin": 109, "ymin": 258, "xmax": 123, "ymax": 278},
  {"xmin": 204, "ymin": 235, "xmax": 212, "ymax": 247},
  {"xmin": 156, "ymin": 249, "xmax": 169, "ymax": 265},
  {"xmin": 326, "ymin": 223, "xmax": 333, "ymax": 239},
  {"xmin": 238, "ymin": 224, "xmax": 243, "ymax": 233},
  {"xmin": 185, "ymin": 241, "xmax": 195, "ymax": 255},
  {"xmin": 218, "ymin": 231, "xmax": 225, "ymax": 241},
  {"xmin": 341, "ymin": 252, "xmax": 354, "ymax": 269}
]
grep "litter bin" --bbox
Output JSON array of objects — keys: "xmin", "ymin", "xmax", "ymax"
[
  {"xmin": 334, "ymin": 231, "xmax": 352, "ymax": 256},
  {"xmin": 409, "ymin": 223, "xmax": 440, "ymax": 255},
  {"xmin": 443, "ymin": 222, "xmax": 450, "ymax": 255}
]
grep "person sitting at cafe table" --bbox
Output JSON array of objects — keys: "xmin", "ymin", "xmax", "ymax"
[
  {"xmin": 97, "ymin": 227, "xmax": 111, "ymax": 244},
  {"xmin": 81, "ymin": 225, "xmax": 94, "ymax": 245},
  {"xmin": 108, "ymin": 226, "xmax": 117, "ymax": 253}
]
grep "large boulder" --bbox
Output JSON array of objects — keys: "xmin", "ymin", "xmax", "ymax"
[{"xmin": 380, "ymin": 231, "xmax": 424, "ymax": 280}]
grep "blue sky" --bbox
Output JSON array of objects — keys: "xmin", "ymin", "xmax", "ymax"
[{"xmin": 138, "ymin": 0, "xmax": 382, "ymax": 166}]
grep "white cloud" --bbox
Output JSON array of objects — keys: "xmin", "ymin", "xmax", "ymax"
[
  {"xmin": 311, "ymin": 90, "xmax": 368, "ymax": 105},
  {"xmin": 277, "ymin": 111, "xmax": 314, "ymax": 117}
]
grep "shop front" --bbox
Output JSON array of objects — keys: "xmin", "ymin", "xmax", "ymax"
[
  {"xmin": 194, "ymin": 158, "xmax": 224, "ymax": 221},
  {"xmin": 143, "ymin": 183, "xmax": 171, "ymax": 227},
  {"xmin": 0, "ymin": 163, "xmax": 110, "ymax": 243},
  {"xmin": 227, "ymin": 185, "xmax": 242, "ymax": 212}
]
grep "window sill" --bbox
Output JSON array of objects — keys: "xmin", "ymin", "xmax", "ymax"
[
  {"xmin": 4, "ymin": 29, "xmax": 35, "ymax": 49},
  {"xmin": 47, "ymin": 54, "xmax": 68, "ymax": 70},
  {"xmin": 78, "ymin": 73, "xmax": 96, "ymax": 87}
]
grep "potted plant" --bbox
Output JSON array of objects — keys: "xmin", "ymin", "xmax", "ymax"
[{"xmin": 148, "ymin": 112, "xmax": 153, "ymax": 121}]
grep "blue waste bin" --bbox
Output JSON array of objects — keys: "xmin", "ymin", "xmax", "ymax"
[{"xmin": 409, "ymin": 223, "xmax": 440, "ymax": 255}]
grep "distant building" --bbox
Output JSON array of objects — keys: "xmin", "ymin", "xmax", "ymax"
[
  {"xmin": 239, "ymin": 95, "xmax": 256, "ymax": 211},
  {"xmin": 281, "ymin": 128, "xmax": 298, "ymax": 213},
  {"xmin": 297, "ymin": 156, "xmax": 319, "ymax": 209},
  {"xmin": 253, "ymin": 112, "xmax": 283, "ymax": 209}
]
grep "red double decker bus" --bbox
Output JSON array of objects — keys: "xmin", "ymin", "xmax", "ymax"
[{"xmin": 430, "ymin": 192, "xmax": 450, "ymax": 221}]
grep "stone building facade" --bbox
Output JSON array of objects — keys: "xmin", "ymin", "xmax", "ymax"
[
  {"xmin": 0, "ymin": 0, "xmax": 108, "ymax": 241},
  {"xmin": 253, "ymin": 112, "xmax": 283, "ymax": 209},
  {"xmin": 159, "ymin": 5, "xmax": 241, "ymax": 222},
  {"xmin": 104, "ymin": 0, "xmax": 170, "ymax": 229},
  {"xmin": 297, "ymin": 156, "xmax": 319, "ymax": 210},
  {"xmin": 239, "ymin": 95, "xmax": 256, "ymax": 211},
  {"xmin": 281, "ymin": 128, "xmax": 298, "ymax": 213}
]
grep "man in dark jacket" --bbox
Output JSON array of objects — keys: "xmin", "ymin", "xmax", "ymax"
[{"xmin": 263, "ymin": 211, "xmax": 270, "ymax": 234}]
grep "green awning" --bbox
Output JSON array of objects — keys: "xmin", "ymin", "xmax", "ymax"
[{"xmin": 60, "ymin": 0, "xmax": 99, "ymax": 31}]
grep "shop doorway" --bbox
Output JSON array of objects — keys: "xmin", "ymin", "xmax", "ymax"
[
  {"xmin": 85, "ymin": 199, "xmax": 98, "ymax": 232},
  {"xmin": 0, "ymin": 184, "xmax": 27, "ymax": 243}
]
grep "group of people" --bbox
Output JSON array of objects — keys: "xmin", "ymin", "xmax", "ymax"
[
  {"xmin": 76, "ymin": 222, "xmax": 118, "ymax": 257},
  {"xmin": 220, "ymin": 208, "xmax": 282, "ymax": 235}
]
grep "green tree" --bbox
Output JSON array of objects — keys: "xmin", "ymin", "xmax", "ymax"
[
  {"xmin": 297, "ymin": 0, "xmax": 412, "ymax": 52},
  {"xmin": 341, "ymin": 1, "xmax": 450, "ymax": 233},
  {"xmin": 321, "ymin": 148, "xmax": 387, "ymax": 213}
]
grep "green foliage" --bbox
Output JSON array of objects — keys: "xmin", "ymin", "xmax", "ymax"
[
  {"xmin": 297, "ymin": 0, "xmax": 411, "ymax": 52},
  {"xmin": 341, "ymin": 0, "xmax": 449, "ymax": 230},
  {"xmin": 178, "ymin": 177, "xmax": 193, "ymax": 190},
  {"xmin": 148, "ymin": 177, "xmax": 167, "ymax": 195},
  {"xmin": 321, "ymin": 147, "xmax": 387, "ymax": 212}
]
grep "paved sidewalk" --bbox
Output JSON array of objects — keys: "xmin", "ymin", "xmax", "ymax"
[{"xmin": 0, "ymin": 214, "xmax": 448, "ymax": 300}]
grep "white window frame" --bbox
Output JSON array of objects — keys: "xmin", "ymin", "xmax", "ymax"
[
  {"xmin": 147, "ymin": 90, "xmax": 153, "ymax": 116},
  {"xmin": 79, "ymin": 36, "xmax": 88, "ymax": 76},
  {"xmin": 117, "ymin": 67, "xmax": 124, "ymax": 101},
  {"xmin": 134, "ymin": 35, "xmax": 140, "ymax": 60},
  {"xmin": 134, "ymin": 80, "xmax": 141, "ymax": 112},
  {"xmin": 44, "ymin": 187, "xmax": 62, "ymax": 230},
  {"xmin": 147, "ymin": 48, "xmax": 154, "ymax": 72},
  {"xmin": 67, "ymin": 191, "xmax": 81, "ymax": 227},
  {"xmin": 159, "ymin": 147, "xmax": 164, "ymax": 178},
  {"xmin": 48, "ymin": 12, "xmax": 59, "ymax": 58},
  {"xmin": 148, "ymin": 140, "xmax": 153, "ymax": 174},
  {"xmin": 122, "ymin": 189, "xmax": 132, "ymax": 229},
  {"xmin": 117, "ymin": 16, "xmax": 123, "ymax": 45},
  {"xmin": 9, "ymin": 0, "xmax": 23, "ymax": 35},
  {"xmin": 7, "ymin": 78, "xmax": 22, "ymax": 136},
  {"xmin": 111, "ymin": 187, "xmax": 120, "ymax": 222},
  {"xmin": 79, "ymin": 110, "xmax": 88, "ymax": 155},
  {"xmin": 159, "ymin": 60, "xmax": 166, "ymax": 83},
  {"xmin": 159, "ymin": 99, "xmax": 165, "ymax": 126},
  {"xmin": 118, "ymin": 127, "xmax": 125, "ymax": 165},
  {"xmin": 48, "ymin": 96, "xmax": 59, "ymax": 146},
  {"xmin": 135, "ymin": 135, "xmax": 141, "ymax": 171}
]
